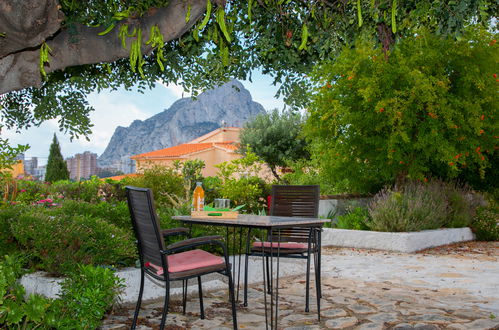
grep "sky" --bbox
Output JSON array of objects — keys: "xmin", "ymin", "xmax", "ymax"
[{"xmin": 3, "ymin": 72, "xmax": 284, "ymax": 166}]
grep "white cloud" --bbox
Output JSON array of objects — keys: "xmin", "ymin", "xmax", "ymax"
[
  {"xmin": 157, "ymin": 80, "xmax": 192, "ymax": 99},
  {"xmin": 3, "ymin": 90, "xmax": 152, "ymax": 164}
]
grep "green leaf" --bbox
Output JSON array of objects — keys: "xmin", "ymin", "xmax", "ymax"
[
  {"xmin": 216, "ymin": 7, "xmax": 231, "ymax": 43},
  {"xmin": 232, "ymin": 204, "xmax": 245, "ymax": 211},
  {"xmin": 98, "ymin": 23, "xmax": 116, "ymax": 36},
  {"xmin": 198, "ymin": 0, "xmax": 212, "ymax": 31},
  {"xmin": 298, "ymin": 24, "xmax": 309, "ymax": 51},
  {"xmin": 391, "ymin": 0, "xmax": 397, "ymax": 33},
  {"xmin": 4, "ymin": 299, "xmax": 25, "ymax": 324},
  {"xmin": 248, "ymin": 0, "xmax": 254, "ymax": 22},
  {"xmin": 357, "ymin": 0, "xmax": 363, "ymax": 27},
  {"xmin": 118, "ymin": 24, "xmax": 129, "ymax": 49},
  {"xmin": 39, "ymin": 42, "xmax": 52, "ymax": 78},
  {"xmin": 185, "ymin": 4, "xmax": 191, "ymax": 23},
  {"xmin": 113, "ymin": 9, "xmax": 131, "ymax": 20},
  {"xmin": 220, "ymin": 42, "xmax": 229, "ymax": 66},
  {"xmin": 24, "ymin": 294, "xmax": 48, "ymax": 323}
]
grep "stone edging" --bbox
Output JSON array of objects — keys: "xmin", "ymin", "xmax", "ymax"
[
  {"xmin": 19, "ymin": 269, "xmax": 226, "ymax": 304},
  {"xmin": 321, "ymin": 227, "xmax": 475, "ymax": 253},
  {"xmin": 19, "ymin": 257, "xmax": 298, "ymax": 304}
]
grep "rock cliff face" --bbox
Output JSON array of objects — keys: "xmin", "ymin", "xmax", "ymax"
[{"xmin": 98, "ymin": 80, "xmax": 265, "ymax": 168}]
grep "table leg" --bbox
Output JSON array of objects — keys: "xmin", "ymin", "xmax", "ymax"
[
  {"xmin": 269, "ymin": 228, "xmax": 274, "ymax": 329},
  {"xmin": 274, "ymin": 229, "xmax": 281, "ymax": 329},
  {"xmin": 317, "ymin": 228, "xmax": 322, "ymax": 320},
  {"xmin": 244, "ymin": 228, "xmax": 251, "ymax": 307},
  {"xmin": 231, "ymin": 227, "xmax": 236, "ymax": 298},
  {"xmin": 261, "ymin": 229, "xmax": 269, "ymax": 330},
  {"xmin": 236, "ymin": 227, "xmax": 244, "ymax": 302},
  {"xmin": 318, "ymin": 228, "xmax": 322, "ymax": 297}
]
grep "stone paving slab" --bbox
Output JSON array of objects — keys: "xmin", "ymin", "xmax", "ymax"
[{"xmin": 101, "ymin": 242, "xmax": 499, "ymax": 329}]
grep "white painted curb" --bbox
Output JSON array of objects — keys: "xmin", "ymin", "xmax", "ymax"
[
  {"xmin": 19, "ymin": 256, "xmax": 305, "ymax": 303},
  {"xmin": 19, "ymin": 270, "xmax": 229, "ymax": 304},
  {"xmin": 322, "ymin": 227, "xmax": 475, "ymax": 253}
]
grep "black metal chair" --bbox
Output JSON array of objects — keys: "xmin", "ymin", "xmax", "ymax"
[
  {"xmin": 125, "ymin": 186, "xmax": 237, "ymax": 329},
  {"xmin": 244, "ymin": 185, "xmax": 321, "ymax": 318}
]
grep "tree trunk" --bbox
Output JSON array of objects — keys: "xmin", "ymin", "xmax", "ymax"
[
  {"xmin": 0, "ymin": 0, "xmax": 207, "ymax": 94},
  {"xmin": 270, "ymin": 165, "xmax": 282, "ymax": 182}
]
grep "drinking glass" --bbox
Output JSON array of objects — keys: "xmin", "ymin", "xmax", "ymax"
[{"xmin": 215, "ymin": 198, "xmax": 230, "ymax": 209}]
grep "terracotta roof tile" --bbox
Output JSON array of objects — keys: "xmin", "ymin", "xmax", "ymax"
[
  {"xmin": 102, "ymin": 173, "xmax": 141, "ymax": 181},
  {"xmin": 131, "ymin": 143, "xmax": 215, "ymax": 159},
  {"xmin": 215, "ymin": 142, "xmax": 239, "ymax": 151}
]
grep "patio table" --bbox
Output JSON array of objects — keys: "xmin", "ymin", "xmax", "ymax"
[{"xmin": 173, "ymin": 214, "xmax": 329, "ymax": 329}]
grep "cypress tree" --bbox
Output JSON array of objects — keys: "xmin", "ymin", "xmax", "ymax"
[{"xmin": 45, "ymin": 134, "xmax": 70, "ymax": 182}]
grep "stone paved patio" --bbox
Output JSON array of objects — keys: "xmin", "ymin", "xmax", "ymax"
[{"xmin": 101, "ymin": 242, "xmax": 499, "ymax": 329}]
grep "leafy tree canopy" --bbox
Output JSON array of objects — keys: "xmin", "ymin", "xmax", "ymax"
[
  {"xmin": 240, "ymin": 109, "xmax": 308, "ymax": 181},
  {"xmin": 45, "ymin": 134, "xmax": 70, "ymax": 182},
  {"xmin": 305, "ymin": 26, "xmax": 498, "ymax": 194},
  {"xmin": 0, "ymin": 0, "xmax": 497, "ymax": 141}
]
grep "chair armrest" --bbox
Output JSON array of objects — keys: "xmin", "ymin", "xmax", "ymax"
[
  {"xmin": 161, "ymin": 227, "xmax": 190, "ymax": 238},
  {"xmin": 164, "ymin": 235, "xmax": 227, "ymax": 256}
]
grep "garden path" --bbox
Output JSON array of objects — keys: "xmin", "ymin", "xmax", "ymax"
[{"xmin": 101, "ymin": 241, "xmax": 499, "ymax": 329}]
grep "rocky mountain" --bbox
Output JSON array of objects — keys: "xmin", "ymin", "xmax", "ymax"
[{"xmin": 98, "ymin": 80, "xmax": 265, "ymax": 168}]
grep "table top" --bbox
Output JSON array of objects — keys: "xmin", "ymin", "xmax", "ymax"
[{"xmin": 173, "ymin": 214, "xmax": 330, "ymax": 228}]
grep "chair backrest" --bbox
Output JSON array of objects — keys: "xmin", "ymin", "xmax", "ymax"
[
  {"xmin": 126, "ymin": 186, "xmax": 166, "ymax": 275},
  {"xmin": 269, "ymin": 185, "xmax": 320, "ymax": 243},
  {"xmin": 270, "ymin": 185, "xmax": 320, "ymax": 218}
]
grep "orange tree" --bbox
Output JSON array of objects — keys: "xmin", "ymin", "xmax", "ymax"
[{"xmin": 305, "ymin": 27, "xmax": 498, "ymax": 194}]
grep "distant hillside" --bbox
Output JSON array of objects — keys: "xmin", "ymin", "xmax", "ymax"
[{"xmin": 98, "ymin": 80, "xmax": 265, "ymax": 168}]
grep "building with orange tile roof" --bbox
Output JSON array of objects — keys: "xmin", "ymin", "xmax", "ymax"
[{"xmin": 131, "ymin": 127, "xmax": 242, "ymax": 177}]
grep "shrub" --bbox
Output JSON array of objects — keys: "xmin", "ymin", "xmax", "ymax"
[
  {"xmin": 219, "ymin": 176, "xmax": 269, "ymax": 213},
  {"xmin": 335, "ymin": 207, "xmax": 370, "ymax": 230},
  {"xmin": 10, "ymin": 210, "xmax": 136, "ymax": 275},
  {"xmin": 203, "ymin": 176, "xmax": 223, "ymax": 205},
  {"xmin": 471, "ymin": 203, "xmax": 499, "ymax": 241},
  {"xmin": 367, "ymin": 181, "xmax": 449, "ymax": 232},
  {"xmin": 0, "ymin": 254, "xmax": 53, "ymax": 328},
  {"xmin": 122, "ymin": 165, "xmax": 185, "ymax": 207},
  {"xmin": 443, "ymin": 182, "xmax": 484, "ymax": 228},
  {"xmin": 282, "ymin": 158, "xmax": 336, "ymax": 195},
  {"xmin": 50, "ymin": 178, "xmax": 102, "ymax": 203},
  {"xmin": 53, "ymin": 264, "xmax": 124, "ymax": 329},
  {"xmin": 0, "ymin": 206, "xmax": 24, "ymax": 255},
  {"xmin": 367, "ymin": 180, "xmax": 483, "ymax": 232},
  {"xmin": 216, "ymin": 151, "xmax": 270, "ymax": 213},
  {"xmin": 0, "ymin": 257, "xmax": 123, "ymax": 329},
  {"xmin": 56, "ymin": 199, "xmax": 131, "ymax": 230},
  {"xmin": 15, "ymin": 178, "xmax": 50, "ymax": 204}
]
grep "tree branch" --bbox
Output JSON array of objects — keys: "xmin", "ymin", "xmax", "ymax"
[
  {"xmin": 0, "ymin": 0, "xmax": 63, "ymax": 59},
  {"xmin": 0, "ymin": 0, "xmax": 207, "ymax": 94},
  {"xmin": 270, "ymin": 165, "xmax": 282, "ymax": 182}
]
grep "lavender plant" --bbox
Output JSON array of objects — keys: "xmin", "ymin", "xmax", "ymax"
[{"xmin": 367, "ymin": 180, "xmax": 448, "ymax": 232}]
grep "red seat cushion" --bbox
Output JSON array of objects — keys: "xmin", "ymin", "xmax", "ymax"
[
  {"xmin": 145, "ymin": 249, "xmax": 225, "ymax": 275},
  {"xmin": 253, "ymin": 241, "xmax": 308, "ymax": 249}
]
